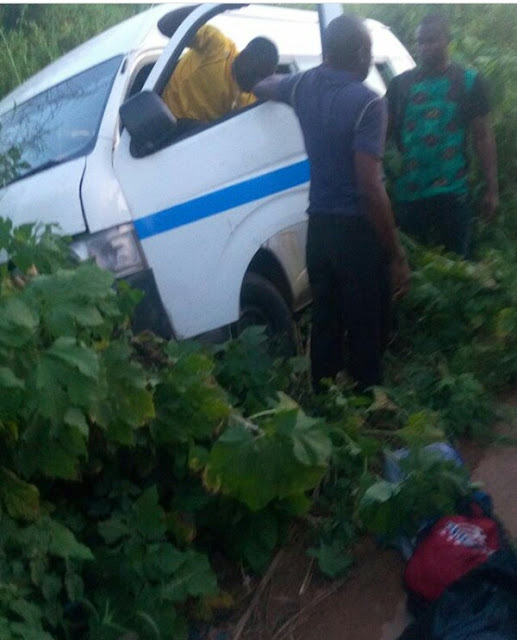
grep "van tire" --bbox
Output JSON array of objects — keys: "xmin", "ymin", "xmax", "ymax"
[{"xmin": 234, "ymin": 273, "xmax": 296, "ymax": 354}]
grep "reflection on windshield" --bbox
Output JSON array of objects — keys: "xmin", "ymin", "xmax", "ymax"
[{"xmin": 0, "ymin": 56, "xmax": 123, "ymax": 187}]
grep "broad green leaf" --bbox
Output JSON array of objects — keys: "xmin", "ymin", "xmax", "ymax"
[
  {"xmin": 205, "ymin": 419, "xmax": 327, "ymax": 511},
  {"xmin": 64, "ymin": 407, "xmax": 89, "ymax": 436},
  {"xmin": 46, "ymin": 519, "xmax": 94, "ymax": 561},
  {"xmin": 106, "ymin": 420, "xmax": 136, "ymax": 446},
  {"xmin": 495, "ymin": 307, "xmax": 517, "ymax": 339},
  {"xmin": 9, "ymin": 621, "xmax": 55, "ymax": 640},
  {"xmin": 188, "ymin": 445, "xmax": 210, "ymax": 472},
  {"xmin": 396, "ymin": 411, "xmax": 445, "ymax": 447},
  {"xmin": 308, "ymin": 540, "xmax": 353, "ymax": 578},
  {"xmin": 278, "ymin": 493, "xmax": 312, "ymax": 516},
  {"xmin": 133, "ymin": 486, "xmax": 167, "ymax": 540},
  {"xmin": 217, "ymin": 424, "xmax": 252, "ymax": 445},
  {"xmin": 20, "ymin": 425, "xmax": 86, "ymax": 480},
  {"xmin": 41, "ymin": 573, "xmax": 61, "ymax": 602},
  {"xmin": 0, "ymin": 468, "xmax": 39, "ymax": 521},
  {"xmin": 46, "ymin": 337, "xmax": 99, "ymax": 379},
  {"xmin": 160, "ymin": 549, "xmax": 217, "ymax": 602},
  {"xmin": 273, "ymin": 392, "xmax": 300, "ymax": 411},
  {"xmin": 32, "ymin": 358, "xmax": 70, "ymax": 424},
  {"xmin": 98, "ymin": 514, "xmax": 132, "ymax": 545},
  {"xmin": 33, "ymin": 349, "xmax": 103, "ymax": 424},
  {"xmin": 240, "ymin": 509, "xmax": 279, "ymax": 573},
  {"xmin": 144, "ymin": 542, "xmax": 184, "ymax": 579},
  {"xmin": 93, "ymin": 341, "xmax": 155, "ymax": 439},
  {"xmin": 366, "ymin": 388, "xmax": 399, "ymax": 413},
  {"xmin": 46, "ymin": 302, "xmax": 104, "ymax": 336},
  {"xmin": 0, "ymin": 296, "xmax": 38, "ymax": 347},
  {"xmin": 0, "ymin": 296, "xmax": 38, "ymax": 331},
  {"xmin": 290, "ymin": 412, "xmax": 332, "ymax": 467},
  {"xmin": 360, "ymin": 480, "xmax": 401, "ymax": 506},
  {"xmin": 153, "ymin": 344, "xmax": 230, "ymax": 442},
  {"xmin": 65, "ymin": 572, "xmax": 84, "ymax": 602},
  {"xmin": 0, "ymin": 367, "xmax": 25, "ymax": 389},
  {"xmin": 9, "ymin": 599, "xmax": 44, "ymax": 626},
  {"xmin": 358, "ymin": 493, "xmax": 400, "ymax": 536},
  {"xmin": 71, "ymin": 261, "xmax": 115, "ymax": 297}
]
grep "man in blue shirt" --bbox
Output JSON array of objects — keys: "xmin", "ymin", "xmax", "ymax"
[{"xmin": 254, "ymin": 14, "xmax": 409, "ymax": 391}]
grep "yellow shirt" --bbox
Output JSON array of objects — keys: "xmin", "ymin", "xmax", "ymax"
[{"xmin": 162, "ymin": 25, "xmax": 256, "ymax": 121}]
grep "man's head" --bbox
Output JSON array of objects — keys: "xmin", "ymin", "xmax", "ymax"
[
  {"xmin": 322, "ymin": 14, "xmax": 372, "ymax": 80},
  {"xmin": 416, "ymin": 14, "xmax": 450, "ymax": 71},
  {"xmin": 234, "ymin": 37, "xmax": 279, "ymax": 92}
]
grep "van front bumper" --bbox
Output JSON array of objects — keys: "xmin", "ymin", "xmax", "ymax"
[{"xmin": 123, "ymin": 268, "xmax": 173, "ymax": 339}]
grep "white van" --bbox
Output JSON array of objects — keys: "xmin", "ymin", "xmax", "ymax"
[{"xmin": 0, "ymin": 3, "xmax": 414, "ymax": 341}]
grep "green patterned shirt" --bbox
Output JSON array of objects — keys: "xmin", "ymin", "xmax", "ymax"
[{"xmin": 387, "ymin": 64, "xmax": 489, "ymax": 202}]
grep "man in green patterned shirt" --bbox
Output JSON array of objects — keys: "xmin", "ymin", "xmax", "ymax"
[{"xmin": 386, "ymin": 14, "xmax": 498, "ymax": 257}]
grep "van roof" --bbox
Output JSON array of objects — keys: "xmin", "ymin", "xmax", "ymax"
[{"xmin": 0, "ymin": 4, "xmax": 410, "ymax": 114}]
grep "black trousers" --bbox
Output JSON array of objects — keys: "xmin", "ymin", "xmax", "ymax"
[
  {"xmin": 306, "ymin": 214, "xmax": 392, "ymax": 391},
  {"xmin": 396, "ymin": 194, "xmax": 472, "ymax": 258}
]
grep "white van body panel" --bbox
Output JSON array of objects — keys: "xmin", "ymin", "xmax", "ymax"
[
  {"xmin": 368, "ymin": 19, "xmax": 416, "ymax": 76},
  {"xmin": 0, "ymin": 158, "xmax": 87, "ymax": 235},
  {"xmin": 113, "ymin": 97, "xmax": 308, "ymax": 338},
  {"xmin": 0, "ymin": 3, "xmax": 415, "ymax": 340},
  {"xmin": 81, "ymin": 137, "xmax": 133, "ymax": 234}
]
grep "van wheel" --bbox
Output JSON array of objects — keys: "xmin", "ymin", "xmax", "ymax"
[{"xmin": 233, "ymin": 273, "xmax": 296, "ymax": 355}]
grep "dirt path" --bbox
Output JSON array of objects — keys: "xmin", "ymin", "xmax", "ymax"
[{"xmin": 233, "ymin": 392, "xmax": 517, "ymax": 640}]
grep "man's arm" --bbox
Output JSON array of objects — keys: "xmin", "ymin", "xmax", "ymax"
[
  {"xmin": 253, "ymin": 75, "xmax": 286, "ymax": 101},
  {"xmin": 471, "ymin": 114, "xmax": 499, "ymax": 221},
  {"xmin": 253, "ymin": 73, "xmax": 301, "ymax": 104},
  {"xmin": 384, "ymin": 76, "xmax": 398, "ymax": 143},
  {"xmin": 353, "ymin": 97, "xmax": 409, "ymax": 299},
  {"xmin": 355, "ymin": 152, "xmax": 410, "ymax": 300}
]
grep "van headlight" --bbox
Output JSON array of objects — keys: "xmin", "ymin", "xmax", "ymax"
[{"xmin": 70, "ymin": 224, "xmax": 146, "ymax": 278}]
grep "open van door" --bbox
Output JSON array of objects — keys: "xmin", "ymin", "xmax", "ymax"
[
  {"xmin": 317, "ymin": 3, "xmax": 344, "ymax": 42},
  {"xmin": 113, "ymin": 3, "xmax": 311, "ymax": 339}
]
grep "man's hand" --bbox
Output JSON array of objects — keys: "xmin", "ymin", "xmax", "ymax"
[
  {"xmin": 390, "ymin": 253, "xmax": 411, "ymax": 301},
  {"xmin": 481, "ymin": 188, "xmax": 499, "ymax": 221},
  {"xmin": 471, "ymin": 115, "xmax": 499, "ymax": 223}
]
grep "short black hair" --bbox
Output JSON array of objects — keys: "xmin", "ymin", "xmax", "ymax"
[
  {"xmin": 419, "ymin": 13, "xmax": 451, "ymax": 41},
  {"xmin": 322, "ymin": 14, "xmax": 367, "ymax": 69},
  {"xmin": 241, "ymin": 37, "xmax": 279, "ymax": 69}
]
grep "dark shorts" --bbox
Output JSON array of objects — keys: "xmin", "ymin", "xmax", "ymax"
[{"xmin": 396, "ymin": 194, "xmax": 472, "ymax": 258}]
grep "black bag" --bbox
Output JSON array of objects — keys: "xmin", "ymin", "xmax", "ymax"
[{"xmin": 398, "ymin": 547, "xmax": 517, "ymax": 640}]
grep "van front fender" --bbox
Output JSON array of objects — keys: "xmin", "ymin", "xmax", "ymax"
[{"xmin": 212, "ymin": 185, "xmax": 310, "ymax": 325}]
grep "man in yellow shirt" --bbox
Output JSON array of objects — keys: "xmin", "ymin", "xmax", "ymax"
[{"xmin": 158, "ymin": 10, "xmax": 278, "ymax": 122}]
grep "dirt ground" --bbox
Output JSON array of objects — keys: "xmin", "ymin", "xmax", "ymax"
[{"xmin": 222, "ymin": 392, "xmax": 517, "ymax": 640}]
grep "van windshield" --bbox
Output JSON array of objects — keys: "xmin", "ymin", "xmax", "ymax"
[{"xmin": 0, "ymin": 55, "xmax": 123, "ymax": 187}]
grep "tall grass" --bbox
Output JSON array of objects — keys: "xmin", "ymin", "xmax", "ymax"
[{"xmin": 0, "ymin": 4, "xmax": 149, "ymax": 98}]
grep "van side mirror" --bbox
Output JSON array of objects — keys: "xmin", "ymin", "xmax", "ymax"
[{"xmin": 119, "ymin": 90, "xmax": 178, "ymax": 157}]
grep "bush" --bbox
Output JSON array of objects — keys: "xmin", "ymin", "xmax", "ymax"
[{"xmin": 0, "ymin": 218, "xmax": 332, "ymax": 638}]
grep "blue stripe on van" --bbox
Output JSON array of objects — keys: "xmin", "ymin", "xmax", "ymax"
[{"xmin": 134, "ymin": 158, "xmax": 310, "ymax": 240}]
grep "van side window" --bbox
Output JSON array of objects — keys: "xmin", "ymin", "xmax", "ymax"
[
  {"xmin": 0, "ymin": 55, "xmax": 123, "ymax": 186},
  {"xmin": 127, "ymin": 61, "xmax": 157, "ymax": 99}
]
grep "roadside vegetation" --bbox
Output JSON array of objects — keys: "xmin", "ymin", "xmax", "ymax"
[{"xmin": 0, "ymin": 4, "xmax": 516, "ymax": 639}]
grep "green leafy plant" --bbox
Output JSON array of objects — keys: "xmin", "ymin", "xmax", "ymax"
[{"xmin": 357, "ymin": 446, "xmax": 477, "ymax": 541}]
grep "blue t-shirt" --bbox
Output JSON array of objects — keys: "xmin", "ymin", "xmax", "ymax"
[{"xmin": 277, "ymin": 65, "xmax": 387, "ymax": 216}]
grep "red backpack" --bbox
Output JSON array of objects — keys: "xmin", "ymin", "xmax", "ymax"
[{"xmin": 404, "ymin": 513, "xmax": 501, "ymax": 602}]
